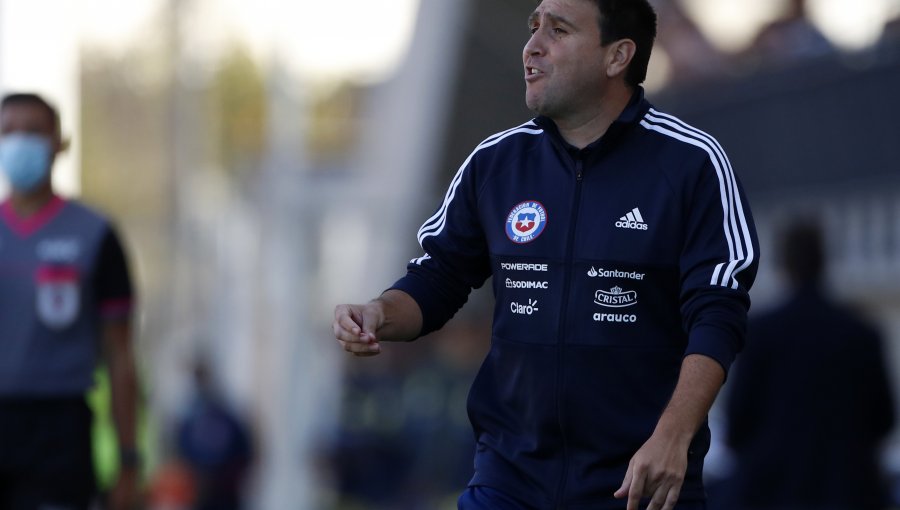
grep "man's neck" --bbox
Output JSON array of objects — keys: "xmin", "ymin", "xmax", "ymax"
[
  {"xmin": 555, "ymin": 85, "xmax": 634, "ymax": 149},
  {"xmin": 8, "ymin": 185, "xmax": 55, "ymax": 218}
]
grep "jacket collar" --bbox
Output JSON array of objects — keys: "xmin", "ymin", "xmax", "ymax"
[
  {"xmin": 0, "ymin": 194, "xmax": 66, "ymax": 237},
  {"xmin": 534, "ymin": 87, "xmax": 651, "ymax": 155}
]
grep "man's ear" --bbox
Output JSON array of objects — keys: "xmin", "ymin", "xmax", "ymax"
[
  {"xmin": 57, "ymin": 136, "xmax": 70, "ymax": 154},
  {"xmin": 606, "ymin": 39, "xmax": 636, "ymax": 79}
]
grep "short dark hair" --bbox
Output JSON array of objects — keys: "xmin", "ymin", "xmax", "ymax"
[
  {"xmin": 1, "ymin": 92, "xmax": 61, "ymax": 135},
  {"xmin": 593, "ymin": 0, "xmax": 657, "ymax": 87},
  {"xmin": 778, "ymin": 219, "xmax": 825, "ymax": 286}
]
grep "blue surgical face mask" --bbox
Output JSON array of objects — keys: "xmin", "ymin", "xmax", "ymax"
[{"xmin": 0, "ymin": 133, "xmax": 53, "ymax": 193}]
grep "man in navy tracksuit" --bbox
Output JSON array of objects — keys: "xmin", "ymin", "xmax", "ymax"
[{"xmin": 333, "ymin": 1, "xmax": 759, "ymax": 509}]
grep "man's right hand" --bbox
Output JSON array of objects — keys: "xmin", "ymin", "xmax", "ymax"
[
  {"xmin": 332, "ymin": 290, "xmax": 424, "ymax": 355},
  {"xmin": 333, "ymin": 302, "xmax": 384, "ymax": 356}
]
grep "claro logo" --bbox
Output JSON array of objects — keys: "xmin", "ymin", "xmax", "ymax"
[{"xmin": 511, "ymin": 299, "xmax": 539, "ymax": 315}]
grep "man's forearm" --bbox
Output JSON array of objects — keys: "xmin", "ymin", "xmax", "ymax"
[
  {"xmin": 653, "ymin": 354, "xmax": 725, "ymax": 444},
  {"xmin": 104, "ymin": 321, "xmax": 138, "ymax": 455},
  {"xmin": 371, "ymin": 289, "xmax": 424, "ymax": 342}
]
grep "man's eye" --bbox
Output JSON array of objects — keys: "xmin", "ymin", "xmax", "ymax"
[
  {"xmin": 529, "ymin": 25, "xmax": 538, "ymax": 34},
  {"xmin": 553, "ymin": 27, "xmax": 566, "ymax": 35}
]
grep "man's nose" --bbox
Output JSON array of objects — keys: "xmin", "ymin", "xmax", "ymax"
[{"xmin": 524, "ymin": 32, "xmax": 545, "ymax": 58}]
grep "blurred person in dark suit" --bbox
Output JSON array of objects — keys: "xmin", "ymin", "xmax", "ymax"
[{"xmin": 724, "ymin": 220, "xmax": 896, "ymax": 510}]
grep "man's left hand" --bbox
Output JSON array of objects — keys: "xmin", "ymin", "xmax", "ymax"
[{"xmin": 613, "ymin": 431, "xmax": 688, "ymax": 510}]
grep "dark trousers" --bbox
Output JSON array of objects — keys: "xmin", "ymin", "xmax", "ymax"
[
  {"xmin": 0, "ymin": 397, "xmax": 96, "ymax": 510},
  {"xmin": 458, "ymin": 485, "xmax": 708, "ymax": 510}
]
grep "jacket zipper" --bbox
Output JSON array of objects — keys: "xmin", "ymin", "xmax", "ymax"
[{"xmin": 554, "ymin": 156, "xmax": 584, "ymax": 508}]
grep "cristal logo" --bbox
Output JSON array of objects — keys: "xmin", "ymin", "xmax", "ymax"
[{"xmin": 593, "ymin": 286, "xmax": 638, "ymax": 308}]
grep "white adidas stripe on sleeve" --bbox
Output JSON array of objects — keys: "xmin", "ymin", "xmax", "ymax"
[
  {"xmin": 413, "ymin": 122, "xmax": 543, "ymax": 264},
  {"xmin": 641, "ymin": 110, "xmax": 755, "ymax": 289}
]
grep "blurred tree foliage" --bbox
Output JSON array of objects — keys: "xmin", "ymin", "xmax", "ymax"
[{"xmin": 209, "ymin": 45, "xmax": 267, "ymax": 177}]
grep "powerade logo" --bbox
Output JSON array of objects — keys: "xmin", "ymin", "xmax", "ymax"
[
  {"xmin": 501, "ymin": 262, "xmax": 549, "ymax": 272},
  {"xmin": 505, "ymin": 201, "xmax": 547, "ymax": 244}
]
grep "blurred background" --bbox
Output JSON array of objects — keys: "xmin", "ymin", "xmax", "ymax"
[{"xmin": 2, "ymin": 0, "xmax": 899, "ymax": 508}]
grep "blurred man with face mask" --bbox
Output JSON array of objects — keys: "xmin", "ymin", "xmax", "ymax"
[{"xmin": 0, "ymin": 93, "xmax": 140, "ymax": 510}]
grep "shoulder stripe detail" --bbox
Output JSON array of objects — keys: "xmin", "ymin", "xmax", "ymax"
[
  {"xmin": 414, "ymin": 122, "xmax": 542, "ymax": 254},
  {"xmin": 482, "ymin": 119, "xmax": 539, "ymax": 144},
  {"xmin": 641, "ymin": 109, "xmax": 755, "ymax": 289}
]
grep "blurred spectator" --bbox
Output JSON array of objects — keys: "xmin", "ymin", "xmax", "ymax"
[
  {"xmin": 651, "ymin": 0, "xmax": 728, "ymax": 87},
  {"xmin": 176, "ymin": 360, "xmax": 255, "ymax": 510},
  {"xmin": 722, "ymin": 220, "xmax": 896, "ymax": 510},
  {"xmin": 745, "ymin": 0, "xmax": 834, "ymax": 68},
  {"xmin": 0, "ymin": 92, "xmax": 140, "ymax": 510}
]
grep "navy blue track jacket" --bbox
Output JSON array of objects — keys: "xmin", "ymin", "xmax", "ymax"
[{"xmin": 391, "ymin": 89, "xmax": 759, "ymax": 508}]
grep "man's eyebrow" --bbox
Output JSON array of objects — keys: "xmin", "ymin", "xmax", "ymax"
[{"xmin": 527, "ymin": 11, "xmax": 576, "ymax": 29}]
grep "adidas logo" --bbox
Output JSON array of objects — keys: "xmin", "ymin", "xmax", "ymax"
[{"xmin": 615, "ymin": 207, "xmax": 648, "ymax": 230}]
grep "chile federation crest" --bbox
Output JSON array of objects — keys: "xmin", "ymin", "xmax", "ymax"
[{"xmin": 505, "ymin": 201, "xmax": 547, "ymax": 244}]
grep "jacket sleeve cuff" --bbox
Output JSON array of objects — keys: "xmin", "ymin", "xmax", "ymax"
[
  {"xmin": 684, "ymin": 323, "xmax": 740, "ymax": 377},
  {"xmin": 388, "ymin": 272, "xmax": 446, "ymax": 337}
]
